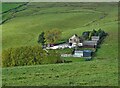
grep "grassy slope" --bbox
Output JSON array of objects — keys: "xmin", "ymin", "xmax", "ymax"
[
  {"xmin": 2, "ymin": 60, "xmax": 118, "ymax": 86},
  {"xmin": 2, "ymin": 2, "xmax": 106, "ymax": 49},
  {"xmin": 2, "ymin": 3, "xmax": 24, "ymax": 13},
  {"xmin": 2, "ymin": 2, "xmax": 118, "ymax": 86}
]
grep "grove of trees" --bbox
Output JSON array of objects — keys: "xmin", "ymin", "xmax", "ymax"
[
  {"xmin": 38, "ymin": 28, "xmax": 62, "ymax": 46},
  {"xmin": 2, "ymin": 46, "xmax": 62, "ymax": 67},
  {"xmin": 82, "ymin": 29, "xmax": 107, "ymax": 40}
]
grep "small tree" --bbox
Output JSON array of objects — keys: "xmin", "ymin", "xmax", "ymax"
[
  {"xmin": 44, "ymin": 28, "xmax": 62, "ymax": 45},
  {"xmin": 38, "ymin": 32, "xmax": 45, "ymax": 47},
  {"xmin": 89, "ymin": 29, "xmax": 97, "ymax": 39}
]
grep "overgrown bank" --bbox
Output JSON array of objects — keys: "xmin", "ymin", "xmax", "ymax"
[{"xmin": 2, "ymin": 46, "xmax": 62, "ymax": 67}]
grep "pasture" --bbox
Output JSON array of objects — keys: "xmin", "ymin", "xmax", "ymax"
[{"xmin": 2, "ymin": 2, "xmax": 118, "ymax": 86}]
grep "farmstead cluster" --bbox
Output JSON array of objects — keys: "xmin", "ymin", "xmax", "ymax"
[{"xmin": 45, "ymin": 29, "xmax": 107, "ymax": 60}]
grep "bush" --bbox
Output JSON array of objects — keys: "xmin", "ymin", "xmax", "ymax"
[{"xmin": 2, "ymin": 46, "xmax": 61, "ymax": 67}]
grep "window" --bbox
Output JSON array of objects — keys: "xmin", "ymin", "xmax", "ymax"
[
  {"xmin": 74, "ymin": 39, "xmax": 76, "ymax": 42},
  {"xmin": 70, "ymin": 39, "xmax": 72, "ymax": 41}
]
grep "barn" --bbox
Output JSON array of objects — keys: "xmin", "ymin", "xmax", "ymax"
[
  {"xmin": 91, "ymin": 36, "xmax": 100, "ymax": 41},
  {"xmin": 83, "ymin": 50, "xmax": 92, "ymax": 57},
  {"xmin": 83, "ymin": 40, "xmax": 98, "ymax": 48},
  {"xmin": 74, "ymin": 50, "xmax": 83, "ymax": 57},
  {"xmin": 73, "ymin": 49, "xmax": 93, "ymax": 58}
]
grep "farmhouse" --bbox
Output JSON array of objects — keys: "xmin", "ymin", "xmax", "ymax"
[
  {"xmin": 69, "ymin": 34, "xmax": 79, "ymax": 45},
  {"xmin": 69, "ymin": 34, "xmax": 83, "ymax": 47}
]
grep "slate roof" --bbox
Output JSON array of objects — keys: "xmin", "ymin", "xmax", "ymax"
[
  {"xmin": 83, "ymin": 41, "xmax": 98, "ymax": 46},
  {"xmin": 91, "ymin": 36, "xmax": 100, "ymax": 41}
]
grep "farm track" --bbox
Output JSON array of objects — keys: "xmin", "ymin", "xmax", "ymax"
[
  {"xmin": 1, "ymin": 2, "xmax": 105, "ymax": 25},
  {"xmin": 83, "ymin": 13, "xmax": 108, "ymax": 27},
  {"xmin": 1, "ymin": 2, "xmax": 29, "ymax": 14},
  {"xmin": 30, "ymin": 8, "xmax": 103, "ymax": 16}
]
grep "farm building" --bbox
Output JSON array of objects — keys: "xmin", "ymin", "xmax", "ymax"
[
  {"xmin": 74, "ymin": 50, "xmax": 83, "ymax": 57},
  {"xmin": 83, "ymin": 50, "xmax": 93, "ymax": 61},
  {"xmin": 83, "ymin": 50, "xmax": 92, "ymax": 57},
  {"xmin": 69, "ymin": 34, "xmax": 83, "ymax": 47},
  {"xmin": 46, "ymin": 43, "xmax": 69, "ymax": 49},
  {"xmin": 83, "ymin": 41, "xmax": 98, "ymax": 48},
  {"xmin": 73, "ymin": 50, "xmax": 93, "ymax": 58},
  {"xmin": 69, "ymin": 34, "xmax": 80, "ymax": 44},
  {"xmin": 91, "ymin": 36, "xmax": 100, "ymax": 41}
]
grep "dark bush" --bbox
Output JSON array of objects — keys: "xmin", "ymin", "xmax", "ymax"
[{"xmin": 2, "ymin": 46, "xmax": 61, "ymax": 67}]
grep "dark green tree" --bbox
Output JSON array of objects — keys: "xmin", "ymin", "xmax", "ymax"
[{"xmin": 38, "ymin": 32, "xmax": 45, "ymax": 47}]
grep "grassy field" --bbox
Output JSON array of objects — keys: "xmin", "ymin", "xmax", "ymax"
[
  {"xmin": 2, "ymin": 3, "xmax": 23, "ymax": 13},
  {"xmin": 3, "ymin": 2, "xmax": 117, "ymax": 49},
  {"xmin": 2, "ymin": 59, "xmax": 118, "ymax": 86},
  {"xmin": 2, "ymin": 2, "xmax": 118, "ymax": 86}
]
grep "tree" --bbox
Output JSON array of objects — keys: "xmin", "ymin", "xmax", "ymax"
[
  {"xmin": 44, "ymin": 28, "xmax": 62, "ymax": 45},
  {"xmin": 89, "ymin": 29, "xmax": 97, "ymax": 39},
  {"xmin": 38, "ymin": 32, "xmax": 45, "ymax": 46}
]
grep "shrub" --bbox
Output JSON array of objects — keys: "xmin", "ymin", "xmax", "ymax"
[{"xmin": 2, "ymin": 46, "xmax": 61, "ymax": 67}]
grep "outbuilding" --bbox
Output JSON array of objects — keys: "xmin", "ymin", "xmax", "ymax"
[
  {"xmin": 74, "ymin": 50, "xmax": 83, "ymax": 57},
  {"xmin": 83, "ymin": 40, "xmax": 98, "ymax": 48},
  {"xmin": 91, "ymin": 36, "xmax": 100, "ymax": 41},
  {"xmin": 83, "ymin": 50, "xmax": 92, "ymax": 57}
]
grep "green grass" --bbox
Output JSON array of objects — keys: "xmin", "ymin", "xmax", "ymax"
[
  {"xmin": 2, "ymin": 3, "xmax": 23, "ymax": 13},
  {"xmin": 2, "ymin": 12, "xmax": 102, "ymax": 49},
  {"xmin": 2, "ymin": 2, "xmax": 113, "ymax": 49},
  {"xmin": 61, "ymin": 57, "xmax": 85, "ymax": 62},
  {"xmin": 2, "ymin": 59, "xmax": 118, "ymax": 86},
  {"xmin": 2, "ymin": 2, "xmax": 118, "ymax": 86}
]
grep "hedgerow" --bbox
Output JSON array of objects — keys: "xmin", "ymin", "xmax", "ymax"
[{"xmin": 2, "ymin": 46, "xmax": 61, "ymax": 67}]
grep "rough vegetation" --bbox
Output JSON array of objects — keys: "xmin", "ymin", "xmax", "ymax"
[{"xmin": 2, "ymin": 46, "xmax": 61, "ymax": 67}]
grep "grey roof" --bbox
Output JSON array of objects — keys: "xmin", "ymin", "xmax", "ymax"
[
  {"xmin": 83, "ymin": 41, "xmax": 98, "ymax": 46},
  {"xmin": 91, "ymin": 36, "xmax": 100, "ymax": 41},
  {"xmin": 83, "ymin": 50, "xmax": 92, "ymax": 52},
  {"xmin": 74, "ymin": 50, "xmax": 83, "ymax": 53}
]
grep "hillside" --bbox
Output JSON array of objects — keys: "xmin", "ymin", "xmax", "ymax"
[
  {"xmin": 2, "ymin": 2, "xmax": 118, "ymax": 49},
  {"xmin": 2, "ymin": 60, "xmax": 118, "ymax": 86},
  {"xmin": 2, "ymin": 2, "xmax": 118, "ymax": 86}
]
